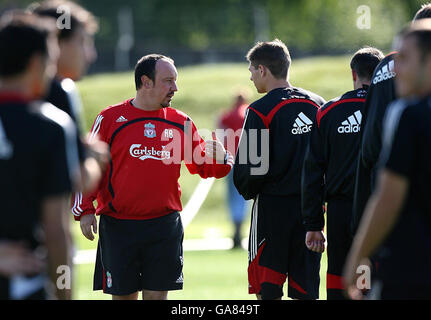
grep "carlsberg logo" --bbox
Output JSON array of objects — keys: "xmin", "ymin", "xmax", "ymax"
[{"xmin": 129, "ymin": 144, "xmax": 171, "ymax": 161}]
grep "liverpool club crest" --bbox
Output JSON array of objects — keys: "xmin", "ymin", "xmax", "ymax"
[{"xmin": 144, "ymin": 122, "xmax": 156, "ymax": 138}]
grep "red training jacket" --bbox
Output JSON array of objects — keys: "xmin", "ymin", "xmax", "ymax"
[{"xmin": 72, "ymin": 98, "xmax": 233, "ymax": 220}]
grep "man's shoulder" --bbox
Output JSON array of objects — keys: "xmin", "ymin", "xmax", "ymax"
[
  {"xmin": 28, "ymin": 101, "xmax": 76, "ymax": 138},
  {"xmin": 46, "ymin": 78, "xmax": 69, "ymax": 108},
  {"xmin": 372, "ymin": 53, "xmax": 397, "ymax": 86},
  {"xmin": 98, "ymin": 99, "xmax": 131, "ymax": 118},
  {"xmin": 31, "ymin": 101, "xmax": 73, "ymax": 123},
  {"xmin": 321, "ymin": 89, "xmax": 366, "ymax": 112},
  {"xmin": 292, "ymin": 87, "xmax": 326, "ymax": 106},
  {"xmin": 316, "ymin": 89, "xmax": 366, "ymax": 127},
  {"xmin": 392, "ymin": 96, "xmax": 431, "ymax": 123},
  {"xmin": 165, "ymin": 107, "xmax": 191, "ymax": 121},
  {"xmin": 249, "ymin": 87, "xmax": 323, "ymax": 115},
  {"xmin": 382, "ymin": 98, "xmax": 424, "ymax": 140},
  {"xmin": 59, "ymin": 78, "xmax": 78, "ymax": 94}
]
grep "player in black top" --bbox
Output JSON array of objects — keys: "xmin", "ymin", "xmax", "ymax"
[
  {"xmin": 344, "ymin": 19, "xmax": 431, "ymax": 300},
  {"xmin": 0, "ymin": 12, "xmax": 79, "ymax": 299},
  {"xmin": 234, "ymin": 39, "xmax": 325, "ymax": 300},
  {"xmin": 351, "ymin": 2, "xmax": 431, "ymax": 235},
  {"xmin": 351, "ymin": 52, "xmax": 397, "ymax": 235},
  {"xmin": 30, "ymin": 1, "xmax": 106, "ymax": 194},
  {"xmin": 301, "ymin": 47, "xmax": 384, "ymax": 300},
  {"xmin": 30, "ymin": 0, "xmax": 98, "ymax": 127}
]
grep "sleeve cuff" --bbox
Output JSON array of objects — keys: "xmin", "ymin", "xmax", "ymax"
[
  {"xmin": 73, "ymin": 209, "xmax": 96, "ymax": 221},
  {"xmin": 224, "ymin": 151, "xmax": 234, "ymax": 167},
  {"xmin": 304, "ymin": 222, "xmax": 325, "ymax": 232}
]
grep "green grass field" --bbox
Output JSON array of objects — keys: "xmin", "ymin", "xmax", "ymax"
[{"xmin": 72, "ymin": 55, "xmax": 353, "ymax": 300}]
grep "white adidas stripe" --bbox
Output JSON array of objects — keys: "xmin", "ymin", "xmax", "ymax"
[
  {"xmin": 249, "ymin": 195, "xmax": 259, "ymax": 261},
  {"xmin": 348, "ymin": 115, "xmax": 358, "ymax": 125},
  {"xmin": 354, "ymin": 110, "xmax": 362, "ymax": 124},
  {"xmin": 292, "ymin": 112, "xmax": 313, "ymax": 134},
  {"xmin": 89, "ymin": 115, "xmax": 103, "ymax": 142},
  {"xmin": 340, "ymin": 110, "xmax": 362, "ymax": 126},
  {"xmin": 72, "ymin": 192, "xmax": 83, "ymax": 217},
  {"xmin": 74, "ymin": 114, "xmax": 103, "ymax": 217},
  {"xmin": 298, "ymin": 112, "xmax": 313, "ymax": 125}
]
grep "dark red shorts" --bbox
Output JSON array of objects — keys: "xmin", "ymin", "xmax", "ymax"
[{"xmin": 248, "ymin": 194, "xmax": 321, "ymax": 300}]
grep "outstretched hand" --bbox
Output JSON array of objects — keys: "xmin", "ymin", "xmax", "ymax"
[{"xmin": 204, "ymin": 131, "xmax": 227, "ymax": 163}]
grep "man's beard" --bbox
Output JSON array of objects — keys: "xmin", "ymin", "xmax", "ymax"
[{"xmin": 161, "ymin": 93, "xmax": 174, "ymax": 108}]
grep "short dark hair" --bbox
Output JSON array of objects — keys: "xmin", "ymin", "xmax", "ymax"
[
  {"xmin": 0, "ymin": 10, "xmax": 55, "ymax": 77},
  {"xmin": 350, "ymin": 46, "xmax": 385, "ymax": 81},
  {"xmin": 29, "ymin": 0, "xmax": 98, "ymax": 40},
  {"xmin": 413, "ymin": 3, "xmax": 431, "ymax": 21},
  {"xmin": 134, "ymin": 54, "xmax": 174, "ymax": 90},
  {"xmin": 400, "ymin": 19, "xmax": 431, "ymax": 61},
  {"xmin": 246, "ymin": 39, "xmax": 291, "ymax": 79}
]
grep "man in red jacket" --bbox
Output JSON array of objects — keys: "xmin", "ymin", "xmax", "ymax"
[{"xmin": 73, "ymin": 54, "xmax": 233, "ymax": 300}]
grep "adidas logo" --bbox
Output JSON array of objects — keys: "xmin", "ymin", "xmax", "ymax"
[
  {"xmin": 176, "ymin": 274, "xmax": 184, "ymax": 284},
  {"xmin": 116, "ymin": 116, "xmax": 128, "ymax": 122},
  {"xmin": 373, "ymin": 60, "xmax": 396, "ymax": 84},
  {"xmin": 338, "ymin": 110, "xmax": 362, "ymax": 133},
  {"xmin": 292, "ymin": 112, "xmax": 313, "ymax": 135}
]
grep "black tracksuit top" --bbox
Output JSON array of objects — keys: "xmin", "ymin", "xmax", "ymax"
[
  {"xmin": 301, "ymin": 87, "xmax": 368, "ymax": 231},
  {"xmin": 233, "ymin": 86, "xmax": 325, "ymax": 201}
]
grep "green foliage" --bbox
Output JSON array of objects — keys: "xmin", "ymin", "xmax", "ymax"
[{"xmin": 4, "ymin": 0, "xmax": 429, "ymax": 54}]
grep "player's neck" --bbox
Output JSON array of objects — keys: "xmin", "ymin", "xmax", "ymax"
[
  {"xmin": 0, "ymin": 76, "xmax": 35, "ymax": 100},
  {"xmin": 265, "ymin": 78, "xmax": 291, "ymax": 93},
  {"xmin": 354, "ymin": 79, "xmax": 370, "ymax": 90},
  {"xmin": 131, "ymin": 95, "xmax": 162, "ymax": 111}
]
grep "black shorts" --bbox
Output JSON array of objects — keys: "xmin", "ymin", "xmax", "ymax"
[
  {"xmin": 248, "ymin": 194, "xmax": 321, "ymax": 300},
  {"xmin": 326, "ymin": 198, "xmax": 353, "ymax": 300},
  {"xmin": 96, "ymin": 212, "xmax": 184, "ymax": 295}
]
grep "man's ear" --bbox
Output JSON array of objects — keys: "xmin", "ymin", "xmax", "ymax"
[
  {"xmin": 351, "ymin": 69, "xmax": 358, "ymax": 82},
  {"xmin": 141, "ymin": 75, "xmax": 154, "ymax": 89},
  {"xmin": 258, "ymin": 64, "xmax": 266, "ymax": 77},
  {"xmin": 28, "ymin": 53, "xmax": 47, "ymax": 99}
]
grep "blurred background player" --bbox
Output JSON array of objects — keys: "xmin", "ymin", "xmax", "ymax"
[
  {"xmin": 217, "ymin": 89, "xmax": 250, "ymax": 248},
  {"xmin": 30, "ymin": 0, "xmax": 107, "ymax": 193},
  {"xmin": 301, "ymin": 47, "xmax": 384, "ymax": 300},
  {"xmin": 0, "ymin": 11, "xmax": 79, "ymax": 300},
  {"xmin": 344, "ymin": 19, "xmax": 431, "ymax": 300},
  {"xmin": 30, "ymin": 0, "xmax": 98, "ymax": 128},
  {"xmin": 234, "ymin": 39, "xmax": 325, "ymax": 300},
  {"xmin": 73, "ymin": 54, "xmax": 234, "ymax": 300},
  {"xmin": 351, "ymin": 2, "xmax": 431, "ymax": 236}
]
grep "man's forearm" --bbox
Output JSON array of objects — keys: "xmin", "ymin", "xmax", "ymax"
[
  {"xmin": 42, "ymin": 195, "xmax": 73, "ymax": 300},
  {"xmin": 80, "ymin": 157, "xmax": 102, "ymax": 193}
]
